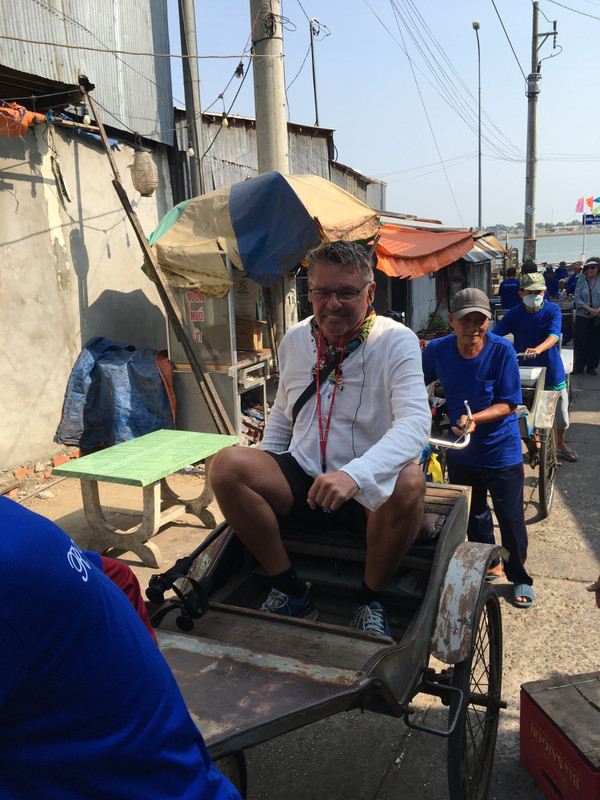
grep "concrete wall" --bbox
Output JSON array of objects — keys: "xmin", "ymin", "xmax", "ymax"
[{"xmin": 0, "ymin": 123, "xmax": 172, "ymax": 471}]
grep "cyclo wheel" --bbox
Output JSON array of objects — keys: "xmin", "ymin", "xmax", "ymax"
[
  {"xmin": 538, "ymin": 425, "xmax": 557, "ymax": 519},
  {"xmin": 447, "ymin": 583, "xmax": 503, "ymax": 800},
  {"xmin": 214, "ymin": 751, "xmax": 247, "ymax": 798}
]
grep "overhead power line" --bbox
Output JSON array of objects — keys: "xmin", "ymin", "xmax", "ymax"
[
  {"xmin": 387, "ymin": 0, "xmax": 465, "ymax": 226},
  {"xmin": 546, "ymin": 0, "xmax": 600, "ymax": 19},
  {"xmin": 489, "ymin": 0, "xmax": 527, "ymax": 80},
  {"xmin": 362, "ymin": 0, "xmax": 525, "ymax": 164},
  {"xmin": 0, "ymin": 33, "xmax": 262, "ymax": 60}
]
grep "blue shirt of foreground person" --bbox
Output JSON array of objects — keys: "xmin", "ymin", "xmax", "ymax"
[
  {"xmin": 0, "ymin": 496, "xmax": 241, "ymax": 800},
  {"xmin": 421, "ymin": 288, "xmax": 534, "ymax": 608}
]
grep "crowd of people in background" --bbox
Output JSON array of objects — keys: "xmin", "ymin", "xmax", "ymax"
[{"xmin": 500, "ymin": 257, "xmax": 600, "ymax": 370}]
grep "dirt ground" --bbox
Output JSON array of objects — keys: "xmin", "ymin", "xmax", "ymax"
[{"xmin": 15, "ymin": 370, "xmax": 600, "ymax": 799}]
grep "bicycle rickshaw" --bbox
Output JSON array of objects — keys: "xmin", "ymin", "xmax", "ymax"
[
  {"xmin": 515, "ymin": 363, "xmax": 560, "ymax": 519},
  {"xmin": 145, "ymin": 451, "xmax": 506, "ymax": 800}
]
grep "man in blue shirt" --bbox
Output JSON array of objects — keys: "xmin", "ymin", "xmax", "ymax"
[
  {"xmin": 554, "ymin": 262, "xmax": 568, "ymax": 282},
  {"xmin": 422, "ymin": 288, "xmax": 534, "ymax": 608},
  {"xmin": 498, "ymin": 267, "xmax": 521, "ymax": 309},
  {"xmin": 0, "ymin": 496, "xmax": 241, "ymax": 800},
  {"xmin": 543, "ymin": 266, "xmax": 560, "ymax": 298},
  {"xmin": 493, "ymin": 271, "xmax": 577, "ymax": 462}
]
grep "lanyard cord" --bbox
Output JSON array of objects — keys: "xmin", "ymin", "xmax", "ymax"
[
  {"xmin": 316, "ymin": 331, "xmax": 344, "ymax": 473},
  {"xmin": 587, "ymin": 276, "xmax": 598, "ymax": 305}
]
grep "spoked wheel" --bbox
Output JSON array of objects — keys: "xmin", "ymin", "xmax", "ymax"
[
  {"xmin": 538, "ymin": 425, "xmax": 557, "ymax": 519},
  {"xmin": 447, "ymin": 583, "xmax": 503, "ymax": 800},
  {"xmin": 214, "ymin": 751, "xmax": 247, "ymax": 798}
]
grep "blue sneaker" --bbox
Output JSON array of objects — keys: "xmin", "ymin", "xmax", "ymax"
[
  {"xmin": 260, "ymin": 583, "xmax": 319, "ymax": 621},
  {"xmin": 350, "ymin": 601, "xmax": 391, "ymax": 636}
]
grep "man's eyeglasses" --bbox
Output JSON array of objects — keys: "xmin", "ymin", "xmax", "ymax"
[{"xmin": 308, "ymin": 282, "xmax": 371, "ymax": 303}]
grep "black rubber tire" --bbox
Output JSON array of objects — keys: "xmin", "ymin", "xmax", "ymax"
[
  {"xmin": 447, "ymin": 583, "xmax": 503, "ymax": 800},
  {"xmin": 539, "ymin": 426, "xmax": 557, "ymax": 519},
  {"xmin": 214, "ymin": 751, "xmax": 247, "ymax": 798}
]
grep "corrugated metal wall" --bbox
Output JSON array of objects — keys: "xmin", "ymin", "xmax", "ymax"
[
  {"xmin": 410, "ymin": 272, "xmax": 437, "ymax": 331},
  {"xmin": 0, "ymin": 0, "xmax": 173, "ymax": 144},
  {"xmin": 330, "ymin": 162, "xmax": 386, "ymax": 208},
  {"xmin": 196, "ymin": 115, "xmax": 334, "ymax": 194}
]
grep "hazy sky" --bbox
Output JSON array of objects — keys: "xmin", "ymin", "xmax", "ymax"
[{"xmin": 167, "ymin": 0, "xmax": 600, "ymax": 229}]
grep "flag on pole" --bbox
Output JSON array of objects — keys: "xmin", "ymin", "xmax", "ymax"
[
  {"xmin": 576, "ymin": 197, "xmax": 584, "ymax": 213},
  {"xmin": 586, "ymin": 196, "xmax": 594, "ymax": 211}
]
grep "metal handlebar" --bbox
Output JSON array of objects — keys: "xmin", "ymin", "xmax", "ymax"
[{"xmin": 428, "ymin": 400, "xmax": 472, "ymax": 450}]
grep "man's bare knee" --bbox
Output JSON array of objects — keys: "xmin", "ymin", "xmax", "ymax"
[
  {"xmin": 211, "ymin": 448, "xmax": 293, "ymax": 516},
  {"xmin": 210, "ymin": 447, "xmax": 257, "ymax": 493}
]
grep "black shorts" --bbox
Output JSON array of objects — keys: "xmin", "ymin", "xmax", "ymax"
[{"xmin": 266, "ymin": 451, "xmax": 367, "ymax": 533}]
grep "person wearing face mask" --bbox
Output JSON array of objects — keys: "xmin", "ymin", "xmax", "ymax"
[{"xmin": 492, "ymin": 272, "xmax": 577, "ymax": 462}]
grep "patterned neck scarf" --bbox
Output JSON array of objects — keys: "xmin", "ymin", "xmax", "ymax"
[{"xmin": 310, "ymin": 309, "xmax": 376, "ymax": 386}]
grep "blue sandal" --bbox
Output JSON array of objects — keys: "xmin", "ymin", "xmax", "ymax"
[
  {"xmin": 557, "ymin": 447, "xmax": 578, "ymax": 462},
  {"xmin": 513, "ymin": 584, "xmax": 534, "ymax": 608}
]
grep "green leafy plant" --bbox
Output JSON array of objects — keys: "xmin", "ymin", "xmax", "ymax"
[{"xmin": 426, "ymin": 312, "xmax": 449, "ymax": 332}]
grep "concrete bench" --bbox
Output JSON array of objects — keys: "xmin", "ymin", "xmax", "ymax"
[{"xmin": 53, "ymin": 429, "xmax": 238, "ymax": 568}]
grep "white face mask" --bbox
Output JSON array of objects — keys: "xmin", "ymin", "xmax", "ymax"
[{"xmin": 523, "ymin": 294, "xmax": 544, "ymax": 309}]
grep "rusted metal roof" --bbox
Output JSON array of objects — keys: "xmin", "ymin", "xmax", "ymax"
[{"xmin": 462, "ymin": 233, "xmax": 507, "ymax": 262}]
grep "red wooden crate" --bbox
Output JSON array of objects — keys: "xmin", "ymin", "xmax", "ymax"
[{"xmin": 520, "ymin": 672, "xmax": 600, "ymax": 800}]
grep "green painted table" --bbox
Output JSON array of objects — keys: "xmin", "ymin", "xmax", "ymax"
[{"xmin": 53, "ymin": 429, "xmax": 238, "ymax": 568}]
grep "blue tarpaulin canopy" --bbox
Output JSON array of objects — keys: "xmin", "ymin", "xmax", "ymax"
[{"xmin": 147, "ymin": 171, "xmax": 380, "ymax": 297}]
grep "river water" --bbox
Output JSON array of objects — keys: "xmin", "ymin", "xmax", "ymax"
[{"xmin": 505, "ymin": 231, "xmax": 600, "ymax": 266}]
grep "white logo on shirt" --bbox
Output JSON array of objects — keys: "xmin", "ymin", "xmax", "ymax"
[{"xmin": 67, "ymin": 542, "xmax": 92, "ymax": 582}]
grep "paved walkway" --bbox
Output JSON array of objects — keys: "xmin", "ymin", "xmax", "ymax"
[{"xmin": 21, "ymin": 371, "xmax": 600, "ymax": 799}]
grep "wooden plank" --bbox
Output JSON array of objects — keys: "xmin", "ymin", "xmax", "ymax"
[{"xmin": 161, "ymin": 606, "xmax": 385, "ymax": 672}]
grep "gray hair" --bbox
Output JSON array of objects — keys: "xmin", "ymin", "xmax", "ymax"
[{"xmin": 306, "ymin": 240, "xmax": 375, "ymax": 282}]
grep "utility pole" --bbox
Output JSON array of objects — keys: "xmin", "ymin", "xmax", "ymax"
[
  {"xmin": 250, "ymin": 0, "xmax": 295, "ymax": 342},
  {"xmin": 472, "ymin": 20, "xmax": 482, "ymax": 231},
  {"xmin": 250, "ymin": 0, "xmax": 289, "ymax": 174},
  {"xmin": 179, "ymin": 0, "xmax": 205, "ymax": 196},
  {"xmin": 523, "ymin": 2, "xmax": 557, "ymax": 263},
  {"xmin": 310, "ymin": 19, "xmax": 320, "ymax": 127}
]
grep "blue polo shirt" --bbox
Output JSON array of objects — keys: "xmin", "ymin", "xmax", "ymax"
[
  {"xmin": 499, "ymin": 278, "xmax": 521, "ymax": 309},
  {"xmin": 554, "ymin": 266, "xmax": 568, "ymax": 281},
  {"xmin": 422, "ymin": 332, "xmax": 522, "ymax": 468},
  {"xmin": 493, "ymin": 301, "xmax": 565, "ymax": 388}
]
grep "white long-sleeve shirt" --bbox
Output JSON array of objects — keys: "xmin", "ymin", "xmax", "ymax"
[{"xmin": 260, "ymin": 316, "xmax": 431, "ymax": 511}]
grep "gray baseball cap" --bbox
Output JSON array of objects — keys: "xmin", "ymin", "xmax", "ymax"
[{"xmin": 450, "ymin": 287, "xmax": 492, "ymax": 320}]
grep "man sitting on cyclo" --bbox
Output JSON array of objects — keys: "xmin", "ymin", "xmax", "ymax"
[{"xmin": 211, "ymin": 240, "xmax": 431, "ymax": 636}]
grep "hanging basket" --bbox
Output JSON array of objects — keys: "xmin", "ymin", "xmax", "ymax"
[{"xmin": 129, "ymin": 149, "xmax": 158, "ymax": 197}]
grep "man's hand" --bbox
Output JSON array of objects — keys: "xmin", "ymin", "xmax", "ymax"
[
  {"xmin": 522, "ymin": 347, "xmax": 539, "ymax": 359},
  {"xmin": 307, "ymin": 471, "xmax": 359, "ymax": 511},
  {"xmin": 451, "ymin": 414, "xmax": 476, "ymax": 437}
]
